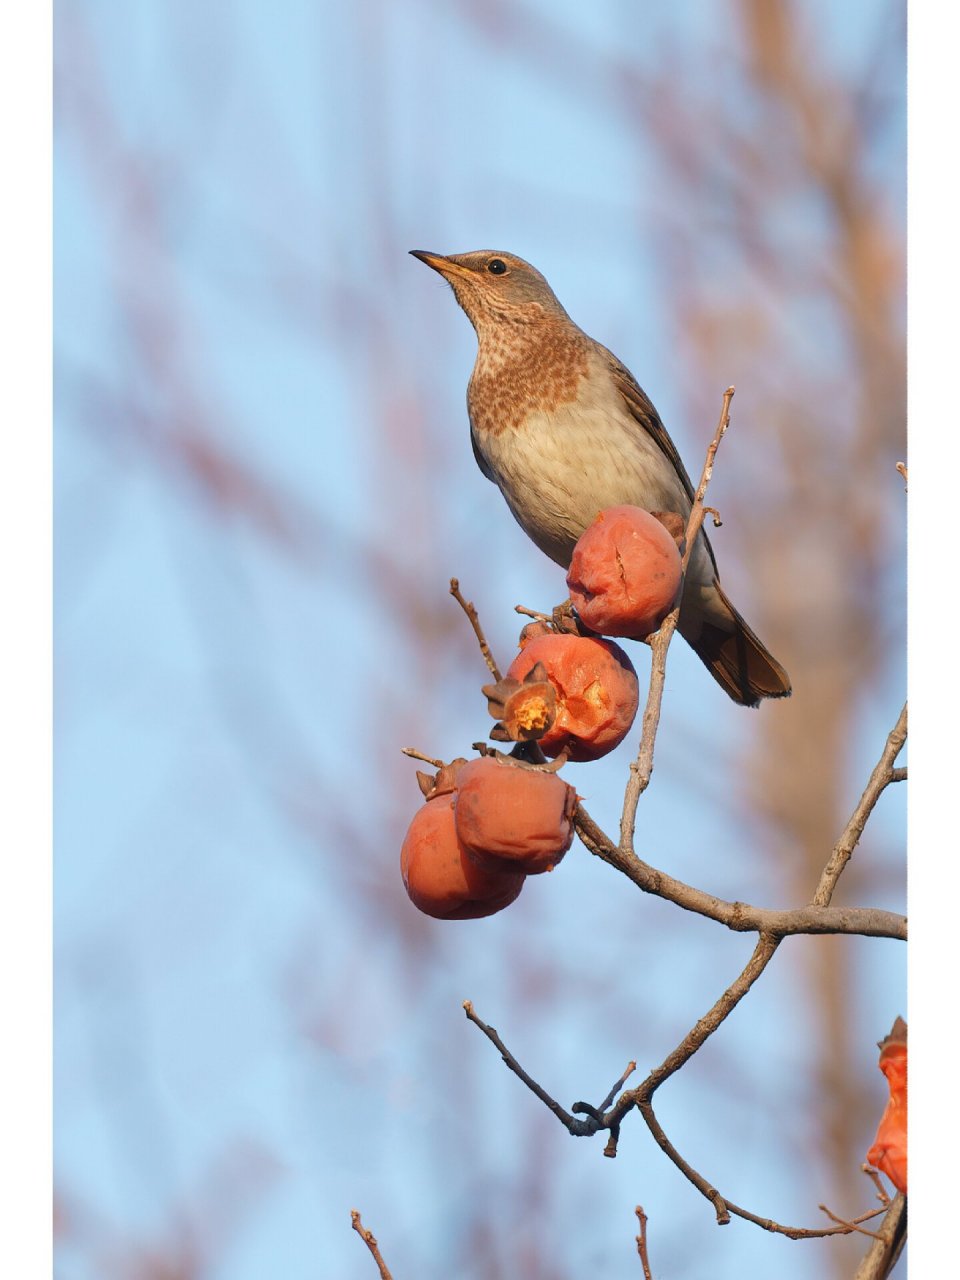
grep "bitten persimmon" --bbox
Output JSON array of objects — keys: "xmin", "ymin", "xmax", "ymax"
[
  {"xmin": 401, "ymin": 793, "xmax": 525, "ymax": 920},
  {"xmin": 566, "ymin": 505, "xmax": 682, "ymax": 639},
  {"xmin": 505, "ymin": 633, "xmax": 639, "ymax": 762},
  {"xmin": 866, "ymin": 1018, "xmax": 907, "ymax": 1194},
  {"xmin": 454, "ymin": 756, "xmax": 577, "ymax": 875}
]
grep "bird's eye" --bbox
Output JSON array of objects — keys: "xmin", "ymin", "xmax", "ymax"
[{"xmin": 487, "ymin": 258, "xmax": 507, "ymax": 275}]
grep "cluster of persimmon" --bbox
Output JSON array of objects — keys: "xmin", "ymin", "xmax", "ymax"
[{"xmin": 401, "ymin": 506, "xmax": 684, "ymax": 919}]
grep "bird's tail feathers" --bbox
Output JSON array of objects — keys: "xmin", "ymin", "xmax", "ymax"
[{"xmin": 685, "ymin": 583, "xmax": 792, "ymax": 707}]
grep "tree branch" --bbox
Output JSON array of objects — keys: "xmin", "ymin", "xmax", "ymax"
[
  {"xmin": 620, "ymin": 388, "xmax": 734, "ymax": 851},
  {"xmin": 449, "ymin": 577, "xmax": 502, "ymax": 681},
  {"xmin": 576, "ymin": 805, "xmax": 905, "ymax": 939},
  {"xmin": 852, "ymin": 1195, "xmax": 906, "ymax": 1280},
  {"xmin": 462, "ymin": 1001, "xmax": 596, "ymax": 1136},
  {"xmin": 635, "ymin": 1206, "xmax": 654, "ymax": 1280},
  {"xmin": 351, "ymin": 1210, "xmax": 394, "ymax": 1280},
  {"xmin": 812, "ymin": 702, "xmax": 907, "ymax": 906}
]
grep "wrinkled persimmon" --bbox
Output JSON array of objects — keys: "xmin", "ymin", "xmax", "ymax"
[
  {"xmin": 506, "ymin": 633, "xmax": 639, "ymax": 761},
  {"xmin": 454, "ymin": 756, "xmax": 577, "ymax": 875},
  {"xmin": 401, "ymin": 793, "xmax": 525, "ymax": 919},
  {"xmin": 866, "ymin": 1020, "xmax": 907, "ymax": 1194},
  {"xmin": 566, "ymin": 505, "xmax": 682, "ymax": 639}
]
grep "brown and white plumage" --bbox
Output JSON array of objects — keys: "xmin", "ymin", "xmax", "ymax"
[{"xmin": 411, "ymin": 248, "xmax": 791, "ymax": 706}]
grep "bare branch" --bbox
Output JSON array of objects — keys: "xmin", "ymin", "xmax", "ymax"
[
  {"xmin": 620, "ymin": 388, "xmax": 734, "ymax": 851},
  {"xmin": 462, "ymin": 923, "xmax": 898, "ymax": 1242},
  {"xmin": 575, "ymin": 806, "xmax": 906, "ymax": 940},
  {"xmin": 635, "ymin": 1206, "xmax": 654, "ymax": 1280},
  {"xmin": 638, "ymin": 1098, "xmax": 731, "ymax": 1225},
  {"xmin": 514, "ymin": 603, "xmax": 553, "ymax": 623},
  {"xmin": 462, "ymin": 1001, "xmax": 595, "ymax": 1136},
  {"xmin": 861, "ymin": 1163, "xmax": 892, "ymax": 1206},
  {"xmin": 606, "ymin": 933, "xmax": 781, "ymax": 1138},
  {"xmin": 350, "ymin": 1210, "xmax": 394, "ymax": 1280},
  {"xmin": 400, "ymin": 746, "xmax": 445, "ymax": 767},
  {"xmin": 449, "ymin": 578, "xmax": 501, "ymax": 681},
  {"xmin": 572, "ymin": 1060, "xmax": 638, "ymax": 1127},
  {"xmin": 852, "ymin": 1195, "xmax": 907, "ymax": 1280},
  {"xmin": 818, "ymin": 1204, "xmax": 886, "ymax": 1240},
  {"xmin": 634, "ymin": 1094, "xmax": 891, "ymax": 1240},
  {"xmin": 597, "ymin": 1061, "xmax": 637, "ymax": 1113},
  {"xmin": 722, "ymin": 1199, "xmax": 887, "ymax": 1242},
  {"xmin": 812, "ymin": 702, "xmax": 907, "ymax": 906},
  {"xmin": 637, "ymin": 1095, "xmax": 890, "ymax": 1241}
]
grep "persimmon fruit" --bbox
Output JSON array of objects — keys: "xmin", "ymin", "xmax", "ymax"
[
  {"xmin": 454, "ymin": 756, "xmax": 577, "ymax": 875},
  {"xmin": 400, "ymin": 793, "xmax": 525, "ymax": 919},
  {"xmin": 566, "ymin": 505, "xmax": 682, "ymax": 639},
  {"xmin": 866, "ymin": 1022, "xmax": 907, "ymax": 1194},
  {"xmin": 505, "ymin": 632, "xmax": 639, "ymax": 762}
]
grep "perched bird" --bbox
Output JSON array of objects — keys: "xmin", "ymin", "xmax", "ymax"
[{"xmin": 410, "ymin": 249, "xmax": 791, "ymax": 707}]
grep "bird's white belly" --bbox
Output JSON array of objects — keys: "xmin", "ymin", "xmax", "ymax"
[{"xmin": 478, "ymin": 398, "xmax": 697, "ymax": 571}]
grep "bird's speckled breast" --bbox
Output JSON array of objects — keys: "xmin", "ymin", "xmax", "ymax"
[
  {"xmin": 468, "ymin": 311, "xmax": 590, "ymax": 436},
  {"xmin": 469, "ymin": 343, "xmax": 701, "ymax": 576}
]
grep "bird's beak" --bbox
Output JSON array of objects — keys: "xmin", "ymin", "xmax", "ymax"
[{"xmin": 409, "ymin": 250, "xmax": 474, "ymax": 281}]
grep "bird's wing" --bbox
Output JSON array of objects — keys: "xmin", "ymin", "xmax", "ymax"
[
  {"xmin": 606, "ymin": 356, "xmax": 697, "ymax": 502},
  {"xmin": 605, "ymin": 350, "xmax": 719, "ymax": 577}
]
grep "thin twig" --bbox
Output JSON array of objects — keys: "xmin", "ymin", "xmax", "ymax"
[
  {"xmin": 620, "ymin": 387, "xmax": 734, "ymax": 851},
  {"xmin": 462, "ymin": 1001, "xmax": 595, "ymax": 1135},
  {"xmin": 639, "ymin": 1095, "xmax": 892, "ymax": 1238},
  {"xmin": 635, "ymin": 1206, "xmax": 654, "ymax": 1280},
  {"xmin": 351, "ymin": 1210, "xmax": 394, "ymax": 1280},
  {"xmin": 861, "ymin": 1164, "xmax": 892, "ymax": 1206},
  {"xmin": 722, "ymin": 1199, "xmax": 887, "ymax": 1241},
  {"xmin": 400, "ymin": 746, "xmax": 444, "ymax": 767},
  {"xmin": 636, "ymin": 1099, "xmax": 892, "ymax": 1239},
  {"xmin": 572, "ymin": 1060, "xmax": 637, "ymax": 1123},
  {"xmin": 449, "ymin": 577, "xmax": 501, "ymax": 680},
  {"xmin": 819, "ymin": 1204, "xmax": 886, "ymax": 1240},
  {"xmin": 812, "ymin": 702, "xmax": 907, "ymax": 906},
  {"xmin": 514, "ymin": 603, "xmax": 553, "ymax": 623},
  {"xmin": 598, "ymin": 1060, "xmax": 636, "ymax": 1112},
  {"xmin": 639, "ymin": 1098, "xmax": 731, "ymax": 1224}
]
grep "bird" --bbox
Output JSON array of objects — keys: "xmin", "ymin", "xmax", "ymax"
[{"xmin": 410, "ymin": 248, "xmax": 791, "ymax": 707}]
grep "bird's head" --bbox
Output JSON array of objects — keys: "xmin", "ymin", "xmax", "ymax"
[{"xmin": 409, "ymin": 250, "xmax": 569, "ymax": 336}]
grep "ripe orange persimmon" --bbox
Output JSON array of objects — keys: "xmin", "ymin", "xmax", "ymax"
[
  {"xmin": 866, "ymin": 1019, "xmax": 907, "ymax": 1194},
  {"xmin": 505, "ymin": 632, "xmax": 639, "ymax": 762},
  {"xmin": 566, "ymin": 505, "xmax": 682, "ymax": 638},
  {"xmin": 454, "ymin": 756, "xmax": 577, "ymax": 875},
  {"xmin": 400, "ymin": 793, "xmax": 525, "ymax": 919}
]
